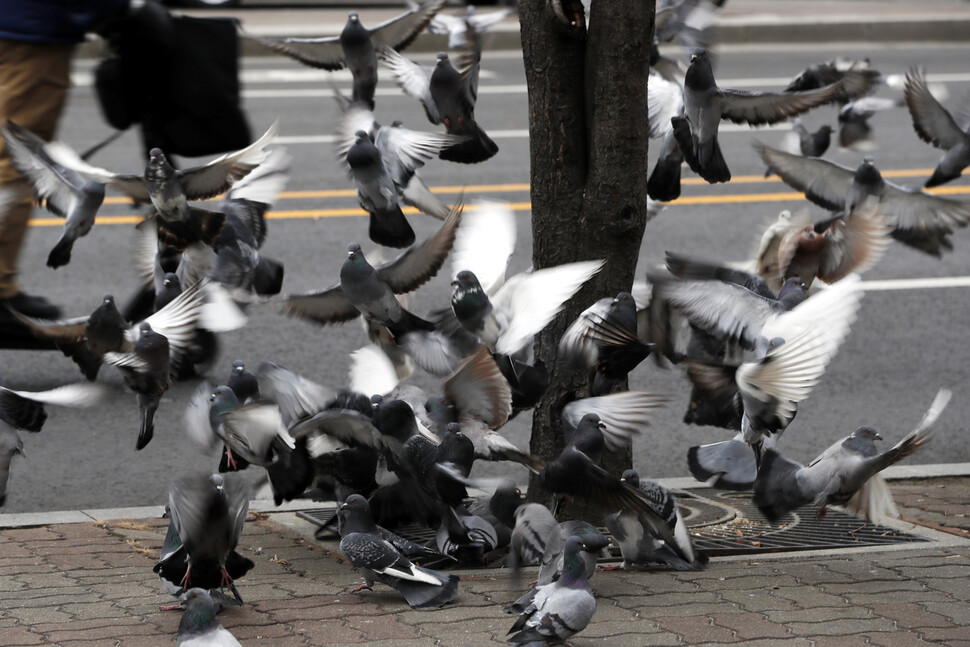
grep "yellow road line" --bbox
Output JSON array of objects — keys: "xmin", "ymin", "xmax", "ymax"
[{"xmin": 30, "ymin": 185, "xmax": 970, "ymax": 226}]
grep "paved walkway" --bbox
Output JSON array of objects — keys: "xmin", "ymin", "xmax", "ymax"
[{"xmin": 2, "ymin": 476, "xmax": 969, "ymax": 646}]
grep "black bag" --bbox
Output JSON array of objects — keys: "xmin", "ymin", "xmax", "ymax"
[{"xmin": 95, "ymin": 11, "xmax": 250, "ymax": 158}]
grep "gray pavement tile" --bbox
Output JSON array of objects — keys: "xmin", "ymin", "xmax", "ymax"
[
  {"xmin": 0, "ymin": 564, "xmax": 58, "ymax": 576},
  {"xmin": 288, "ymin": 619, "xmax": 367, "ymax": 644},
  {"xmin": 919, "ymin": 575, "xmax": 970, "ymax": 598},
  {"xmin": 916, "ymin": 599, "xmax": 970, "ymax": 623},
  {"xmin": 785, "ymin": 617, "xmax": 898, "ymax": 635},
  {"xmin": 342, "ymin": 614, "xmax": 425, "ymax": 641},
  {"xmin": 397, "ymin": 603, "xmax": 507, "ymax": 624},
  {"xmin": 327, "ymin": 641, "xmax": 433, "ymax": 647},
  {"xmin": 0, "ymin": 625, "xmax": 44, "ymax": 646},
  {"xmin": 819, "ymin": 579, "xmax": 932, "ymax": 595},
  {"xmin": 718, "ymin": 588, "xmax": 797, "ymax": 612},
  {"xmin": 614, "ymin": 591, "xmax": 726, "ymax": 615},
  {"xmin": 768, "ymin": 586, "xmax": 850, "ymax": 608},
  {"xmin": 412, "ymin": 616, "xmax": 507, "ymax": 644},
  {"xmin": 0, "ymin": 576, "xmax": 25, "ymax": 592},
  {"xmin": 229, "ymin": 620, "xmax": 302, "ymax": 640},
  {"xmin": 711, "ymin": 611, "xmax": 792, "ymax": 640},
  {"xmin": 580, "ymin": 614, "xmax": 659, "ymax": 638},
  {"xmin": 866, "ymin": 631, "xmax": 940, "ymax": 646},
  {"xmin": 844, "ymin": 590, "xmax": 945, "ymax": 605},
  {"xmin": 57, "ymin": 600, "xmax": 134, "ymax": 619},
  {"xmin": 905, "ymin": 625, "xmax": 970, "ymax": 642},
  {"xmin": 656, "ymin": 614, "xmax": 740, "ymax": 643},
  {"xmin": 803, "ymin": 635, "xmax": 871, "ymax": 647},
  {"xmin": 56, "ymin": 640, "xmax": 124, "ymax": 647},
  {"xmin": 763, "ymin": 606, "xmax": 871, "ymax": 624},
  {"xmin": 2, "ymin": 606, "xmax": 73, "ymax": 625}
]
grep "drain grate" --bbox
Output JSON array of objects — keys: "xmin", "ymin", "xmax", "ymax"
[{"xmin": 297, "ymin": 487, "xmax": 929, "ymax": 564}]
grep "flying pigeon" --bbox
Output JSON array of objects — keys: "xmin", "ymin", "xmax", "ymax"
[
  {"xmin": 155, "ymin": 473, "xmax": 253, "ymax": 603},
  {"xmin": 283, "ymin": 200, "xmax": 461, "ymax": 327},
  {"xmin": 506, "ymin": 535, "xmax": 597, "ymax": 647},
  {"xmin": 754, "ymin": 389, "xmax": 951, "ymax": 523},
  {"xmin": 646, "ymin": 70, "xmax": 686, "ymax": 202},
  {"xmin": 783, "ymin": 57, "xmax": 881, "ymax": 102},
  {"xmin": 1, "ymin": 120, "xmax": 105, "ymax": 269},
  {"xmin": 757, "ymin": 143, "xmax": 970, "ymax": 256},
  {"xmin": 604, "ymin": 470, "xmax": 706, "ymax": 571},
  {"xmin": 676, "ymin": 50, "xmax": 867, "ymax": 183},
  {"xmin": 776, "ymin": 119, "xmax": 832, "ymax": 160},
  {"xmin": 421, "ymin": 3, "xmax": 516, "ymax": 49},
  {"xmin": 904, "ymin": 67, "xmax": 970, "ymax": 187},
  {"xmin": 380, "ymin": 45, "xmax": 498, "ymax": 163},
  {"xmin": 249, "ymin": 1, "xmax": 445, "ymax": 108},
  {"xmin": 176, "ymin": 588, "xmax": 242, "ymax": 647},
  {"xmin": 338, "ymin": 494, "xmax": 459, "ymax": 608}
]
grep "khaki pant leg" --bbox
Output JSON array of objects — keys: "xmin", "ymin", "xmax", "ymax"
[{"xmin": 0, "ymin": 40, "xmax": 74, "ymax": 297}]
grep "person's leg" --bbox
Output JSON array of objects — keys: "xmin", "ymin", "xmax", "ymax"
[{"xmin": 0, "ymin": 40, "xmax": 73, "ymax": 317}]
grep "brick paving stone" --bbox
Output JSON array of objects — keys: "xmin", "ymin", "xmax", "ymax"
[
  {"xmin": 843, "ymin": 590, "xmax": 942, "ymax": 605},
  {"xmin": 769, "ymin": 586, "xmax": 849, "ymax": 608},
  {"xmin": 626, "ymin": 599, "xmax": 736, "ymax": 619},
  {"xmin": 45, "ymin": 623, "xmax": 159, "ymax": 642},
  {"xmin": 785, "ymin": 617, "xmax": 897, "ymax": 635},
  {"xmin": 820, "ymin": 579, "xmax": 930, "ymax": 595},
  {"xmin": 228, "ymin": 620, "xmax": 300, "ymax": 640},
  {"xmin": 329, "ymin": 640, "xmax": 437, "ymax": 647},
  {"xmin": 711, "ymin": 611, "xmax": 792, "ymax": 639},
  {"xmin": 917, "ymin": 599, "xmax": 970, "ymax": 623},
  {"xmin": 418, "ymin": 616, "xmax": 506, "ymax": 641},
  {"xmin": 0, "ymin": 626, "xmax": 44, "ymax": 646},
  {"xmin": 267, "ymin": 602, "xmax": 386, "ymax": 623},
  {"xmin": 143, "ymin": 610, "xmax": 182, "ymax": 634},
  {"xmin": 893, "ymin": 565, "xmax": 969, "ymax": 580},
  {"xmin": 3, "ymin": 606, "xmax": 73, "ymax": 625},
  {"xmin": 580, "ymin": 616, "xmax": 657, "ymax": 638},
  {"xmin": 764, "ymin": 606, "xmax": 871, "ymax": 624},
  {"xmin": 45, "ymin": 553, "xmax": 107, "ymax": 570},
  {"xmin": 866, "ymin": 630, "xmax": 938, "ymax": 646},
  {"xmin": 59, "ymin": 601, "xmax": 132, "ymax": 619},
  {"xmin": 30, "ymin": 616, "xmax": 150, "ymax": 634},
  {"xmin": 0, "ymin": 565, "xmax": 57, "ymax": 576},
  {"xmin": 57, "ymin": 640, "xmax": 125, "ymax": 647},
  {"xmin": 343, "ymin": 615, "xmax": 422, "ymax": 640},
  {"xmin": 2, "ymin": 528, "xmax": 62, "ymax": 542},
  {"xmin": 656, "ymin": 615, "xmax": 740, "ymax": 643},
  {"xmin": 0, "ymin": 544, "xmax": 32, "ymax": 558},
  {"xmin": 288, "ymin": 619, "xmax": 366, "ymax": 644},
  {"xmin": 97, "ymin": 551, "xmax": 155, "ymax": 569},
  {"xmin": 0, "ymin": 576, "xmax": 27, "ymax": 592},
  {"xmin": 254, "ymin": 595, "xmax": 366, "ymax": 612},
  {"xmin": 909, "ymin": 625, "xmax": 970, "ymax": 642},
  {"xmin": 801, "ymin": 636, "xmax": 871, "ymax": 647},
  {"xmin": 869, "ymin": 602, "xmax": 957, "ymax": 628},
  {"xmin": 719, "ymin": 589, "xmax": 796, "ymax": 612},
  {"xmin": 114, "ymin": 637, "xmax": 170, "ymax": 647}
]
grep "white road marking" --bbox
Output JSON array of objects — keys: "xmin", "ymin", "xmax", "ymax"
[{"xmin": 860, "ymin": 276, "xmax": 970, "ymax": 291}]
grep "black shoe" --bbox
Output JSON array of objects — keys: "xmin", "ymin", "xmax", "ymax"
[{"xmin": 2, "ymin": 292, "xmax": 62, "ymax": 319}]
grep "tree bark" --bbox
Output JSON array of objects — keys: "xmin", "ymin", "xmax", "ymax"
[{"xmin": 520, "ymin": 0, "xmax": 655, "ymax": 502}]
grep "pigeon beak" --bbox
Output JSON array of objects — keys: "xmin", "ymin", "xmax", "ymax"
[{"xmin": 873, "ymin": 432, "xmax": 883, "ymax": 441}]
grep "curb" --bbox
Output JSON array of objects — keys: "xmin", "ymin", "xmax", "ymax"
[{"xmin": 3, "ymin": 462, "xmax": 969, "ymax": 529}]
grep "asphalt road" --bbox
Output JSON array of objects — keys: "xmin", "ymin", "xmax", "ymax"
[{"xmin": 2, "ymin": 38, "xmax": 969, "ymax": 514}]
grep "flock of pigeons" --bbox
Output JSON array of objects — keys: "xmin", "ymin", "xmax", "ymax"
[{"xmin": 0, "ymin": 0, "xmax": 967, "ymax": 644}]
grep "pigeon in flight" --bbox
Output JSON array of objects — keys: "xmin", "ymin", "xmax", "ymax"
[
  {"xmin": 837, "ymin": 96, "xmax": 902, "ymax": 151},
  {"xmin": 754, "ymin": 389, "xmax": 951, "ymax": 523},
  {"xmin": 249, "ymin": 1, "xmax": 445, "ymax": 108},
  {"xmin": 423, "ymin": 4, "xmax": 516, "ymax": 50},
  {"xmin": 155, "ymin": 473, "xmax": 253, "ymax": 603},
  {"xmin": 506, "ymin": 535, "xmax": 597, "ymax": 647},
  {"xmin": 777, "ymin": 119, "xmax": 832, "ymax": 160},
  {"xmin": 175, "ymin": 588, "xmax": 242, "ymax": 647},
  {"xmin": 757, "ymin": 142, "xmax": 970, "ymax": 256},
  {"xmin": 338, "ymin": 494, "xmax": 459, "ymax": 608},
  {"xmin": 380, "ymin": 45, "xmax": 498, "ymax": 163},
  {"xmin": 1, "ymin": 120, "xmax": 105, "ymax": 269},
  {"xmin": 904, "ymin": 67, "xmax": 970, "ymax": 187},
  {"xmin": 676, "ymin": 50, "xmax": 868, "ymax": 183},
  {"xmin": 646, "ymin": 71, "xmax": 686, "ymax": 202},
  {"xmin": 784, "ymin": 57, "xmax": 881, "ymax": 103}
]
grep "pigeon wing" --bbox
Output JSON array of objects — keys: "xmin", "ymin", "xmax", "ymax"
[
  {"xmin": 443, "ymin": 346, "xmax": 511, "ymax": 429},
  {"xmin": 369, "ymin": 0, "xmax": 446, "ymax": 51},
  {"xmin": 176, "ymin": 122, "xmax": 278, "ymax": 200},
  {"xmin": 377, "ymin": 198, "xmax": 462, "ymax": 292},
  {"xmin": 379, "ymin": 46, "xmax": 440, "ymax": 124},
  {"xmin": 718, "ymin": 82, "xmax": 843, "ymax": 127},
  {"xmin": 1, "ymin": 121, "xmax": 87, "ymax": 217},
  {"xmin": 246, "ymin": 32, "xmax": 344, "ymax": 70},
  {"xmin": 904, "ymin": 68, "xmax": 966, "ymax": 150},
  {"xmin": 755, "ymin": 142, "xmax": 855, "ymax": 212}
]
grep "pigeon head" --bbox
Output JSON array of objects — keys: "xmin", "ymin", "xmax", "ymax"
[
  {"xmin": 148, "ymin": 148, "xmax": 164, "ymax": 162},
  {"xmin": 489, "ymin": 480, "xmax": 524, "ymax": 527},
  {"xmin": 347, "ymin": 242, "xmax": 363, "ymax": 259},
  {"xmin": 139, "ymin": 321, "xmax": 153, "ymax": 334},
  {"xmin": 373, "ymin": 399, "xmax": 419, "ymax": 442},
  {"xmin": 341, "ymin": 493, "xmax": 369, "ymax": 512},
  {"xmin": 347, "ymin": 11, "xmax": 359, "ymax": 23},
  {"xmin": 818, "ymin": 125, "xmax": 834, "ymax": 136},
  {"xmin": 452, "ymin": 270, "xmax": 482, "ymax": 291},
  {"xmin": 103, "ymin": 294, "xmax": 114, "ymax": 305},
  {"xmin": 854, "ymin": 156, "xmax": 884, "ymax": 188},
  {"xmin": 162, "ymin": 273, "xmax": 179, "ymax": 289},
  {"xmin": 843, "ymin": 425, "xmax": 883, "ymax": 456},
  {"xmin": 451, "ymin": 271, "xmax": 490, "ymax": 322},
  {"xmin": 178, "ymin": 588, "xmax": 221, "ymax": 634},
  {"xmin": 354, "ymin": 130, "xmax": 371, "ymax": 143},
  {"xmin": 777, "ymin": 277, "xmax": 808, "ymax": 307},
  {"xmin": 208, "ymin": 473, "xmax": 225, "ymax": 493},
  {"xmin": 852, "ymin": 425, "xmax": 882, "ymax": 442},
  {"xmin": 209, "ymin": 385, "xmax": 240, "ymax": 416},
  {"xmin": 620, "ymin": 469, "xmax": 640, "ymax": 488},
  {"xmin": 614, "ymin": 292, "xmax": 634, "ymax": 305},
  {"xmin": 338, "ymin": 493, "xmax": 378, "ymax": 536},
  {"xmin": 436, "ymin": 52, "xmax": 449, "ymax": 63},
  {"xmin": 560, "ymin": 535, "xmax": 591, "ymax": 587},
  {"xmin": 685, "ymin": 50, "xmax": 714, "ymax": 90},
  {"xmin": 232, "ymin": 360, "xmax": 246, "ymax": 374},
  {"xmin": 444, "ymin": 422, "xmax": 463, "ymax": 438},
  {"xmin": 571, "ymin": 414, "xmax": 606, "ymax": 463}
]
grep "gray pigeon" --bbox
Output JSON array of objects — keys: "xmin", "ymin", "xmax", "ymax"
[
  {"xmin": 347, "ymin": 131, "xmax": 416, "ymax": 248},
  {"xmin": 249, "ymin": 1, "xmax": 445, "ymax": 109},
  {"xmin": 52, "ymin": 122, "xmax": 276, "ymax": 227},
  {"xmin": 646, "ymin": 70, "xmax": 685, "ymax": 201},
  {"xmin": 1, "ymin": 120, "xmax": 105, "ymax": 269},
  {"xmin": 506, "ymin": 535, "xmax": 597, "ymax": 647},
  {"xmin": 837, "ymin": 96, "xmax": 902, "ymax": 151},
  {"xmin": 677, "ymin": 50, "xmax": 863, "ymax": 183},
  {"xmin": 422, "ymin": 4, "xmax": 516, "ymax": 50},
  {"xmin": 176, "ymin": 588, "xmax": 242, "ymax": 647},
  {"xmin": 757, "ymin": 142, "xmax": 970, "ymax": 256},
  {"xmin": 157, "ymin": 474, "xmax": 252, "ymax": 602},
  {"xmin": 338, "ymin": 494, "xmax": 459, "ymax": 609},
  {"xmin": 905, "ymin": 67, "xmax": 970, "ymax": 187},
  {"xmin": 754, "ymin": 389, "xmax": 950, "ymax": 523},
  {"xmin": 380, "ymin": 46, "xmax": 498, "ymax": 163},
  {"xmin": 104, "ymin": 322, "xmax": 171, "ymax": 450},
  {"xmin": 604, "ymin": 470, "xmax": 706, "ymax": 571},
  {"xmin": 283, "ymin": 201, "xmax": 461, "ymax": 327}
]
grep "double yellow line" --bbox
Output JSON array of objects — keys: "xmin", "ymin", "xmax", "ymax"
[{"xmin": 26, "ymin": 170, "xmax": 970, "ymax": 227}]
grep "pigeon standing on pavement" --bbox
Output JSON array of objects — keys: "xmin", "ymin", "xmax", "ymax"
[
  {"xmin": 155, "ymin": 473, "xmax": 254, "ymax": 603},
  {"xmin": 176, "ymin": 588, "xmax": 242, "ymax": 647},
  {"xmin": 338, "ymin": 494, "xmax": 459, "ymax": 609},
  {"xmin": 754, "ymin": 389, "xmax": 951, "ymax": 523},
  {"xmin": 506, "ymin": 535, "xmax": 597, "ymax": 647},
  {"xmin": 676, "ymin": 50, "xmax": 865, "ymax": 183},
  {"xmin": 249, "ymin": 1, "xmax": 445, "ymax": 109},
  {"xmin": 1, "ymin": 120, "xmax": 105, "ymax": 269},
  {"xmin": 904, "ymin": 67, "xmax": 970, "ymax": 187}
]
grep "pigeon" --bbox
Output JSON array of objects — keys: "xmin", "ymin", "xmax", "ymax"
[
  {"xmin": 757, "ymin": 142, "xmax": 970, "ymax": 256},
  {"xmin": 155, "ymin": 474, "xmax": 253, "ymax": 603},
  {"xmin": 646, "ymin": 69, "xmax": 685, "ymax": 201},
  {"xmin": 784, "ymin": 57, "xmax": 881, "ymax": 103},
  {"xmin": 283, "ymin": 200, "xmax": 461, "ymax": 328},
  {"xmin": 338, "ymin": 494, "xmax": 459, "ymax": 609},
  {"xmin": 509, "ymin": 502, "xmax": 559, "ymax": 569},
  {"xmin": 604, "ymin": 470, "xmax": 706, "ymax": 571},
  {"xmin": 380, "ymin": 46, "xmax": 498, "ymax": 163},
  {"xmin": 421, "ymin": 3, "xmax": 516, "ymax": 49},
  {"xmin": 753, "ymin": 199, "xmax": 891, "ymax": 292},
  {"xmin": 49, "ymin": 122, "xmax": 278, "ymax": 237},
  {"xmin": 104, "ymin": 322, "xmax": 172, "ymax": 450},
  {"xmin": 506, "ymin": 521, "xmax": 609, "ymax": 615},
  {"xmin": 776, "ymin": 119, "xmax": 832, "ymax": 159},
  {"xmin": 176, "ymin": 588, "xmax": 242, "ymax": 647},
  {"xmin": 754, "ymin": 389, "xmax": 951, "ymax": 523},
  {"xmin": 0, "ymin": 381, "xmax": 107, "ymax": 506},
  {"xmin": 333, "ymin": 99, "xmax": 458, "ymax": 223},
  {"xmin": 249, "ymin": 1, "xmax": 445, "ymax": 108},
  {"xmin": 904, "ymin": 67, "xmax": 970, "ymax": 187},
  {"xmin": 676, "ymin": 50, "xmax": 866, "ymax": 183},
  {"xmin": 226, "ymin": 361, "xmax": 259, "ymax": 404},
  {"xmin": 837, "ymin": 96, "xmax": 902, "ymax": 151},
  {"xmin": 506, "ymin": 535, "xmax": 597, "ymax": 647},
  {"xmin": 1, "ymin": 120, "xmax": 106, "ymax": 269},
  {"xmin": 559, "ymin": 292, "xmax": 654, "ymax": 396}
]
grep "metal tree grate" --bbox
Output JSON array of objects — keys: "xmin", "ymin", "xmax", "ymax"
[{"xmin": 297, "ymin": 487, "xmax": 929, "ymax": 566}]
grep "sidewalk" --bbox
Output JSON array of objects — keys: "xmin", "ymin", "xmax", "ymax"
[{"xmin": 1, "ymin": 476, "xmax": 969, "ymax": 646}]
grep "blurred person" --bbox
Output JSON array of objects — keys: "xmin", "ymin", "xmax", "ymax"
[{"xmin": 0, "ymin": 0, "xmax": 129, "ymax": 318}]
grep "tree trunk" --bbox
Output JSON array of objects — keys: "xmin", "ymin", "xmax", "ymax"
[{"xmin": 519, "ymin": 0, "xmax": 655, "ymax": 503}]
